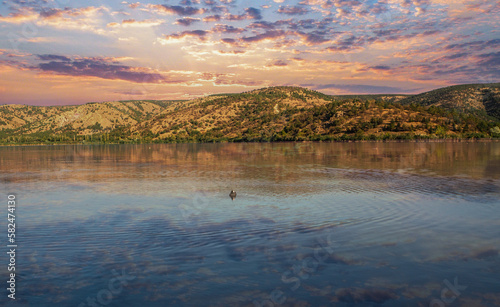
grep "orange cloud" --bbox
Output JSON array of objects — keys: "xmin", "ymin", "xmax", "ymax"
[
  {"xmin": 121, "ymin": 19, "xmax": 165, "ymax": 27},
  {"xmin": 0, "ymin": 7, "xmax": 38, "ymax": 24},
  {"xmin": 203, "ymin": 15, "xmax": 222, "ymax": 22}
]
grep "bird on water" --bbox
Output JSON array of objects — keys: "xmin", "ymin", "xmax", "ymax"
[{"xmin": 229, "ymin": 190, "xmax": 237, "ymax": 200}]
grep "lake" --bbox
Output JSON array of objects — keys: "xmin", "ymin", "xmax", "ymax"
[{"xmin": 1, "ymin": 142, "xmax": 499, "ymax": 306}]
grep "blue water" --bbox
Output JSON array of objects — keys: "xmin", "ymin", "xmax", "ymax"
[{"xmin": 0, "ymin": 143, "xmax": 499, "ymax": 306}]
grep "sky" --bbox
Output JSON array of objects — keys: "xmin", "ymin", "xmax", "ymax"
[{"xmin": 0, "ymin": 0, "xmax": 498, "ymax": 106}]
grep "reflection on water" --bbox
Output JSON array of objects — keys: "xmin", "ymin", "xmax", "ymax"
[{"xmin": 0, "ymin": 142, "xmax": 499, "ymax": 306}]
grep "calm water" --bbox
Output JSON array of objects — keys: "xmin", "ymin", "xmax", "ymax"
[{"xmin": 0, "ymin": 142, "xmax": 499, "ymax": 306}]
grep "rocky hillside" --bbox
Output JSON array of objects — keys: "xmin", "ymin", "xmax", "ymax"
[{"xmin": 0, "ymin": 85, "xmax": 499, "ymax": 145}]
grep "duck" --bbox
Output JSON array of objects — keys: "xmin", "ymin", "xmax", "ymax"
[{"xmin": 229, "ymin": 190, "xmax": 237, "ymax": 200}]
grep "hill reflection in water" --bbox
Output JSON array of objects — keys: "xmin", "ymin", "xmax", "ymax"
[{"xmin": 0, "ymin": 142, "xmax": 499, "ymax": 306}]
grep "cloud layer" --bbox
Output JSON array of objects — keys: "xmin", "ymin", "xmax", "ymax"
[{"xmin": 0, "ymin": 0, "xmax": 498, "ymax": 105}]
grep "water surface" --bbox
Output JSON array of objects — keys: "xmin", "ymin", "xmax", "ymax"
[{"xmin": 0, "ymin": 142, "xmax": 499, "ymax": 306}]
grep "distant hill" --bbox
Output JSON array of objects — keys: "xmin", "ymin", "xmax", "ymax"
[
  {"xmin": 1, "ymin": 85, "xmax": 499, "ymax": 145},
  {"xmin": 398, "ymin": 83, "xmax": 500, "ymax": 120}
]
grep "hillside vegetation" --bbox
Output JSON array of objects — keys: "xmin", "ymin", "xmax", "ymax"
[
  {"xmin": 398, "ymin": 83, "xmax": 500, "ymax": 120},
  {"xmin": 1, "ymin": 85, "xmax": 499, "ymax": 145}
]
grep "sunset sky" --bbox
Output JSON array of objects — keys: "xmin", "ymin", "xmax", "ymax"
[{"xmin": 0, "ymin": 0, "xmax": 498, "ymax": 106}]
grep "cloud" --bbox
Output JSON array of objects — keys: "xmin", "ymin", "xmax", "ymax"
[
  {"xmin": 212, "ymin": 50, "xmax": 246, "ymax": 56},
  {"xmin": 240, "ymin": 30, "xmax": 287, "ymax": 43},
  {"xmin": 35, "ymin": 55, "xmax": 185, "ymax": 84},
  {"xmin": 315, "ymin": 83, "xmax": 411, "ymax": 94},
  {"xmin": 440, "ymin": 52, "xmax": 470, "ymax": 60},
  {"xmin": 296, "ymin": 31, "xmax": 333, "ymax": 45},
  {"xmin": 180, "ymin": 0, "xmax": 202, "ymax": 5},
  {"xmin": 212, "ymin": 76, "xmax": 266, "ymax": 87},
  {"xmin": 268, "ymin": 59, "xmax": 288, "ymax": 67},
  {"xmin": 175, "ymin": 17, "xmax": 200, "ymax": 26},
  {"xmin": 226, "ymin": 7, "xmax": 262, "ymax": 20},
  {"xmin": 277, "ymin": 6, "xmax": 310, "ymax": 15},
  {"xmin": 326, "ymin": 35, "xmax": 367, "ymax": 52},
  {"xmin": 147, "ymin": 4, "xmax": 207, "ymax": 16},
  {"xmin": 445, "ymin": 39, "xmax": 500, "ymax": 51},
  {"xmin": 0, "ymin": 7, "xmax": 38, "ymax": 23},
  {"xmin": 221, "ymin": 38, "xmax": 237, "ymax": 45},
  {"xmin": 121, "ymin": 18, "xmax": 165, "ymax": 27},
  {"xmin": 298, "ymin": 0, "xmax": 334, "ymax": 9},
  {"xmin": 369, "ymin": 65, "xmax": 391, "ymax": 70},
  {"xmin": 245, "ymin": 7, "xmax": 262, "ymax": 20},
  {"xmin": 247, "ymin": 20, "xmax": 288, "ymax": 30},
  {"xmin": 37, "ymin": 54, "xmax": 71, "ymax": 61},
  {"xmin": 211, "ymin": 24, "xmax": 245, "ymax": 33},
  {"xmin": 127, "ymin": 2, "xmax": 141, "ymax": 9},
  {"xmin": 39, "ymin": 6, "xmax": 105, "ymax": 20},
  {"xmin": 160, "ymin": 30, "xmax": 210, "ymax": 43},
  {"xmin": 476, "ymin": 52, "xmax": 500, "ymax": 67},
  {"xmin": 203, "ymin": 15, "xmax": 221, "ymax": 22},
  {"xmin": 3, "ymin": 0, "xmax": 49, "ymax": 12},
  {"xmin": 0, "ymin": 5, "xmax": 108, "ymax": 33}
]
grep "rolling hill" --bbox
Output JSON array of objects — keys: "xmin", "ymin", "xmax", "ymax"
[
  {"xmin": 0, "ymin": 85, "xmax": 499, "ymax": 145},
  {"xmin": 398, "ymin": 83, "xmax": 500, "ymax": 120}
]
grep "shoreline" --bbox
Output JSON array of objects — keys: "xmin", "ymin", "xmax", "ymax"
[{"xmin": 1, "ymin": 138, "xmax": 499, "ymax": 147}]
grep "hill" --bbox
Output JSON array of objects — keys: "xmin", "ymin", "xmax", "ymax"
[
  {"xmin": 0, "ymin": 100, "xmax": 175, "ymax": 143},
  {"xmin": 0, "ymin": 85, "xmax": 499, "ymax": 145},
  {"xmin": 398, "ymin": 83, "xmax": 500, "ymax": 120}
]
